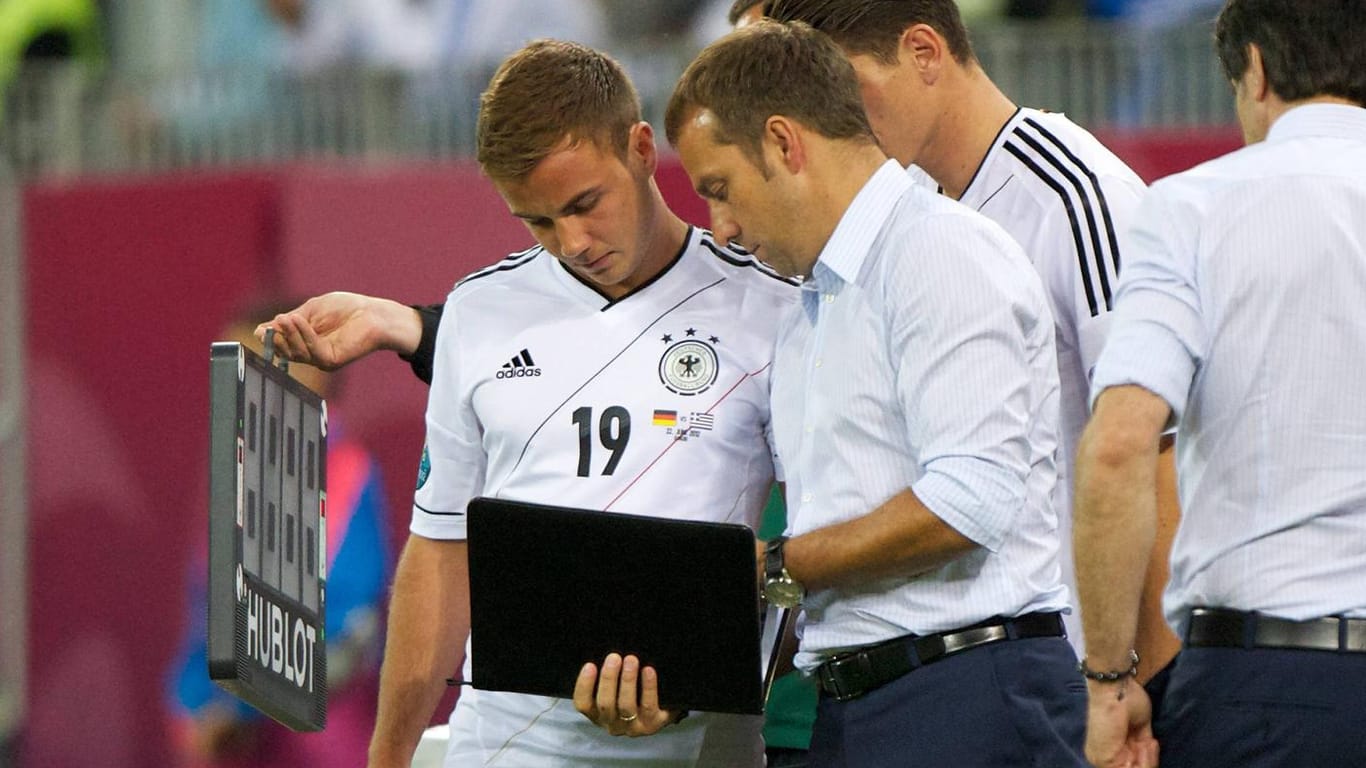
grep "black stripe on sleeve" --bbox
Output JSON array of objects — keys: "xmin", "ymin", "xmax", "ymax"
[
  {"xmin": 1010, "ymin": 127, "xmax": 1114, "ymax": 312},
  {"xmin": 455, "ymin": 246, "xmax": 544, "ymax": 289},
  {"xmin": 1024, "ymin": 117, "xmax": 1123, "ymax": 274},
  {"xmin": 699, "ymin": 236, "xmax": 799, "ymax": 286},
  {"xmin": 1003, "ymin": 141, "xmax": 1100, "ymax": 317}
]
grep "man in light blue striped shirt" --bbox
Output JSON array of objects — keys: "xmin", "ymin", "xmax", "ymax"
[
  {"xmin": 667, "ymin": 21, "xmax": 1086, "ymax": 767},
  {"xmin": 1073, "ymin": 1, "xmax": 1366, "ymax": 767}
]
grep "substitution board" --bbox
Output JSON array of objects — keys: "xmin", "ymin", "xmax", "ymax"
[{"xmin": 207, "ymin": 337, "xmax": 328, "ymax": 731}]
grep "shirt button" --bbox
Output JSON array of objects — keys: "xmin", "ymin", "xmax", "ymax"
[
  {"xmin": 805, "ymin": 426, "xmax": 813, "ymax": 434},
  {"xmin": 814, "ymin": 359, "xmax": 822, "ymax": 368},
  {"xmin": 824, "ymin": 294, "xmax": 834, "ymax": 303},
  {"xmin": 801, "ymin": 493, "xmax": 812, "ymax": 502}
]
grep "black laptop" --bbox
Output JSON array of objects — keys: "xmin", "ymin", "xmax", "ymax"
[{"xmin": 465, "ymin": 497, "xmax": 767, "ymax": 715}]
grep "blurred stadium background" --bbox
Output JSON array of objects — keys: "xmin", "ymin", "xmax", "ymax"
[{"xmin": 0, "ymin": 1, "xmax": 1238, "ymax": 766}]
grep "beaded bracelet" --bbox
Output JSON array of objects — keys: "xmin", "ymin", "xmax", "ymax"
[{"xmin": 1078, "ymin": 649, "xmax": 1140, "ymax": 682}]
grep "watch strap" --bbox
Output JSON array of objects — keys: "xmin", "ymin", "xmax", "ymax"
[{"xmin": 764, "ymin": 536, "xmax": 788, "ymax": 582}]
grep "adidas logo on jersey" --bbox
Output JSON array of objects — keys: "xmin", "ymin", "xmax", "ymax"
[{"xmin": 496, "ymin": 349, "xmax": 542, "ymax": 379}]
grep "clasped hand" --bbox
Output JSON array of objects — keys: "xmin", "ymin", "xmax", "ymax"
[{"xmin": 1085, "ymin": 679, "xmax": 1159, "ymax": 768}]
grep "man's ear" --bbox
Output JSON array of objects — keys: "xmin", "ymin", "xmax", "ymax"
[
  {"xmin": 1244, "ymin": 43, "xmax": 1269, "ymax": 102},
  {"xmin": 901, "ymin": 23, "xmax": 945, "ymax": 85},
  {"xmin": 763, "ymin": 116, "xmax": 806, "ymax": 175},
  {"xmin": 629, "ymin": 121, "xmax": 658, "ymax": 176}
]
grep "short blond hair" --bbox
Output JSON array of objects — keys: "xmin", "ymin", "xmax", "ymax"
[{"xmin": 476, "ymin": 40, "xmax": 642, "ymax": 182}]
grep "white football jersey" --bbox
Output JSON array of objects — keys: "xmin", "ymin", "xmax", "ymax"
[
  {"xmin": 956, "ymin": 107, "xmax": 1147, "ymax": 648},
  {"xmin": 414, "ymin": 226, "xmax": 797, "ymax": 767}
]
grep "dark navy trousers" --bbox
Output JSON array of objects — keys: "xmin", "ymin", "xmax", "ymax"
[
  {"xmin": 1153, "ymin": 647, "xmax": 1366, "ymax": 767},
  {"xmin": 807, "ymin": 636, "xmax": 1087, "ymax": 767}
]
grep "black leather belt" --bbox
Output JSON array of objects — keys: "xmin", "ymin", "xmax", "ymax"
[
  {"xmin": 1186, "ymin": 607, "xmax": 1366, "ymax": 652},
  {"xmin": 815, "ymin": 612, "xmax": 1065, "ymax": 701}
]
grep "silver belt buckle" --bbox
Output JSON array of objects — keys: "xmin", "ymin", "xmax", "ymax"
[
  {"xmin": 941, "ymin": 625, "xmax": 1008, "ymax": 656},
  {"xmin": 820, "ymin": 651, "xmax": 874, "ymax": 701}
]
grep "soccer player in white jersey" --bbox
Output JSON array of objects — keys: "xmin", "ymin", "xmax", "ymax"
[
  {"xmin": 766, "ymin": 0, "xmax": 1179, "ymax": 678},
  {"xmin": 364, "ymin": 40, "xmax": 796, "ymax": 768}
]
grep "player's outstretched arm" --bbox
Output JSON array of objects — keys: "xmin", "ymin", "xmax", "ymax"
[
  {"xmin": 368, "ymin": 535, "xmax": 469, "ymax": 768},
  {"xmin": 255, "ymin": 292, "xmax": 424, "ymax": 371}
]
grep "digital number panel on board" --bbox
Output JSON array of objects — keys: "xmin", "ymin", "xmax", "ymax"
[{"xmin": 207, "ymin": 342, "xmax": 328, "ymax": 731}]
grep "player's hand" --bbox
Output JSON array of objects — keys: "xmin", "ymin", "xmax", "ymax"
[
  {"xmin": 573, "ymin": 653, "xmax": 681, "ymax": 737},
  {"xmin": 254, "ymin": 292, "xmax": 422, "ymax": 370},
  {"xmin": 1084, "ymin": 678, "xmax": 1159, "ymax": 768}
]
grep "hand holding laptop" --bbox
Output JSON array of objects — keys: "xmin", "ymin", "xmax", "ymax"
[{"xmin": 573, "ymin": 652, "xmax": 684, "ymax": 737}]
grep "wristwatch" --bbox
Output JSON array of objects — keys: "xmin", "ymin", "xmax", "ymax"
[{"xmin": 763, "ymin": 536, "xmax": 805, "ymax": 609}]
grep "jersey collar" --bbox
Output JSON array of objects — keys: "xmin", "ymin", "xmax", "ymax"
[{"xmin": 552, "ymin": 226, "xmax": 695, "ymax": 311}]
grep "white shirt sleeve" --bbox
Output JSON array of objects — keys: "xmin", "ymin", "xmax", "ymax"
[
  {"xmin": 1091, "ymin": 182, "xmax": 1206, "ymax": 423},
  {"xmin": 888, "ymin": 213, "xmax": 1049, "ymax": 552},
  {"xmin": 411, "ymin": 297, "xmax": 487, "ymax": 540}
]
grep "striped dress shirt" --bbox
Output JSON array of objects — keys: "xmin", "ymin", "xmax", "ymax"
[
  {"xmin": 1091, "ymin": 104, "xmax": 1366, "ymax": 638},
  {"xmin": 772, "ymin": 160, "xmax": 1071, "ymax": 672}
]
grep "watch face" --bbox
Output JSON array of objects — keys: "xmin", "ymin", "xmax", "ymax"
[{"xmin": 765, "ymin": 579, "xmax": 804, "ymax": 609}]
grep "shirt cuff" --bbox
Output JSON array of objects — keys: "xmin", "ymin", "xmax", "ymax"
[
  {"xmin": 912, "ymin": 461, "xmax": 1021, "ymax": 553},
  {"xmin": 1090, "ymin": 320, "xmax": 1197, "ymax": 426}
]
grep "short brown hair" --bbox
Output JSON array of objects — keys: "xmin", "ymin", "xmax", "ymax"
[
  {"xmin": 476, "ymin": 40, "xmax": 641, "ymax": 182},
  {"xmin": 767, "ymin": 0, "xmax": 975, "ymax": 65},
  {"xmin": 665, "ymin": 21, "xmax": 875, "ymax": 170},
  {"xmin": 1215, "ymin": 0, "xmax": 1365, "ymax": 106}
]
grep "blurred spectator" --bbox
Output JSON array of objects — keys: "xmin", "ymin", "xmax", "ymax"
[
  {"xmin": 147, "ymin": 0, "xmax": 285, "ymax": 143},
  {"xmin": 1087, "ymin": 0, "xmax": 1220, "ymax": 21},
  {"xmin": 0, "ymin": 0, "xmax": 102, "ymax": 174},
  {"xmin": 690, "ymin": 0, "xmax": 764, "ymax": 46},
  {"xmin": 957, "ymin": 0, "xmax": 1008, "ymax": 23},
  {"xmin": 1006, "ymin": 0, "xmax": 1059, "ymax": 18},
  {"xmin": 269, "ymin": 0, "xmax": 440, "ymax": 73},
  {"xmin": 434, "ymin": 0, "xmax": 606, "ymax": 69},
  {"xmin": 199, "ymin": 0, "xmax": 286, "ymax": 71},
  {"xmin": 150, "ymin": 0, "xmax": 449, "ymax": 163},
  {"xmin": 405, "ymin": 0, "xmax": 610, "ymax": 155},
  {"xmin": 596, "ymin": 0, "xmax": 693, "ymax": 43},
  {"xmin": 1095, "ymin": 0, "xmax": 1224, "ymax": 125},
  {"xmin": 166, "ymin": 302, "xmax": 391, "ymax": 768},
  {"xmin": 0, "ymin": 0, "xmax": 102, "ymax": 111}
]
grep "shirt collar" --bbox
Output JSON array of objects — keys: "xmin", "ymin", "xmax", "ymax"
[
  {"xmin": 1268, "ymin": 103, "xmax": 1366, "ymax": 144},
  {"xmin": 812, "ymin": 160, "xmax": 911, "ymax": 286}
]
